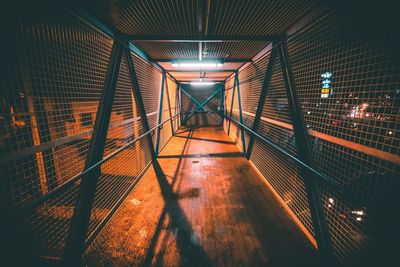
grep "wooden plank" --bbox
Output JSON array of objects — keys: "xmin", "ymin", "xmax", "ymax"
[{"xmin": 84, "ymin": 126, "xmax": 318, "ymax": 267}]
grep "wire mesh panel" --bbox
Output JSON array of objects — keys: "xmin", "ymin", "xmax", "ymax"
[
  {"xmin": 238, "ymin": 52, "xmax": 271, "ymax": 129},
  {"xmin": 16, "ymin": 181, "xmax": 81, "ymax": 260},
  {"xmin": 102, "ymin": 55, "xmax": 146, "ymax": 157},
  {"xmin": 131, "ymin": 53, "xmax": 162, "ymax": 146},
  {"xmin": 167, "ymin": 77, "xmax": 180, "ymax": 132},
  {"xmin": 223, "ymin": 5, "xmax": 400, "ymax": 267},
  {"xmin": 225, "ymin": 52, "xmax": 314, "ymax": 237},
  {"xmin": 157, "ymin": 77, "xmax": 176, "ymax": 151},
  {"xmin": 88, "ymin": 137, "xmax": 152, "ymax": 243},
  {"xmin": 225, "ymin": 76, "xmax": 246, "ymax": 151},
  {"xmin": 84, "ymin": 52, "xmax": 153, "ymax": 242},
  {"xmin": 287, "ymin": 8, "xmax": 400, "ymax": 265},
  {"xmin": 0, "ymin": 10, "xmax": 113, "ymax": 261}
]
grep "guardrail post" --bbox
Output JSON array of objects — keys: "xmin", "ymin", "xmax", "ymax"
[
  {"xmin": 164, "ymin": 75, "xmax": 175, "ymax": 136},
  {"xmin": 125, "ymin": 48, "xmax": 157, "ymax": 161},
  {"xmin": 245, "ymin": 44, "xmax": 278, "ymax": 159},
  {"xmin": 235, "ymin": 71, "xmax": 246, "ymax": 155},
  {"xmin": 277, "ymin": 40, "xmax": 335, "ymax": 264},
  {"xmin": 63, "ymin": 41, "xmax": 123, "ymax": 266},
  {"xmin": 227, "ymin": 75, "xmax": 236, "ymax": 135},
  {"xmin": 155, "ymin": 71, "xmax": 166, "ymax": 156},
  {"xmin": 219, "ymin": 83, "xmax": 224, "ymax": 119}
]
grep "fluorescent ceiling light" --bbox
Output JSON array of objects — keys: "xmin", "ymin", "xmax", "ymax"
[
  {"xmin": 190, "ymin": 82, "xmax": 215, "ymax": 86},
  {"xmin": 172, "ymin": 62, "xmax": 223, "ymax": 68}
]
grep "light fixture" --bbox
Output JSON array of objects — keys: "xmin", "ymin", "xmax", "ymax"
[
  {"xmin": 172, "ymin": 61, "xmax": 223, "ymax": 68},
  {"xmin": 190, "ymin": 82, "xmax": 215, "ymax": 86}
]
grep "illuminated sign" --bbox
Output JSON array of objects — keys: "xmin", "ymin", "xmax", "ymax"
[{"xmin": 321, "ymin": 72, "xmax": 332, "ymax": 98}]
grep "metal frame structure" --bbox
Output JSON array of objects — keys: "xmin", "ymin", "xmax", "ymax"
[
  {"xmin": 125, "ymin": 47, "xmax": 158, "ymax": 161},
  {"xmin": 227, "ymin": 76, "xmax": 236, "ymax": 135},
  {"xmin": 8, "ymin": 2, "xmax": 394, "ymax": 266},
  {"xmin": 277, "ymin": 40, "xmax": 334, "ymax": 264},
  {"xmin": 155, "ymin": 71, "xmax": 166, "ymax": 156},
  {"xmin": 234, "ymin": 72, "xmax": 247, "ymax": 155},
  {"xmin": 63, "ymin": 41, "xmax": 124, "ymax": 266},
  {"xmin": 179, "ymin": 84, "xmax": 222, "ymax": 125},
  {"xmin": 245, "ymin": 44, "xmax": 278, "ymax": 159},
  {"xmin": 127, "ymin": 35, "xmax": 280, "ymax": 42},
  {"xmin": 223, "ymin": 39, "xmax": 338, "ymax": 264}
]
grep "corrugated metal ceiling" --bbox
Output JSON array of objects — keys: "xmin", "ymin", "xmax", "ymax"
[
  {"xmin": 208, "ymin": 0, "xmax": 318, "ymax": 36},
  {"xmin": 83, "ymin": 0, "xmax": 320, "ymax": 80}
]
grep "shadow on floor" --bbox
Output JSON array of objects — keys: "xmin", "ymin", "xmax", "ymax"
[
  {"xmin": 157, "ymin": 152, "xmax": 243, "ymax": 159},
  {"xmin": 174, "ymin": 135, "xmax": 236, "ymax": 145},
  {"xmin": 142, "ymin": 128, "xmax": 213, "ymax": 267}
]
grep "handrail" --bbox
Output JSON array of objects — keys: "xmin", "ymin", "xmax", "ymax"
[
  {"xmin": 227, "ymin": 116, "xmax": 362, "ymax": 204},
  {"xmin": 8, "ymin": 113, "xmax": 181, "ymax": 216}
]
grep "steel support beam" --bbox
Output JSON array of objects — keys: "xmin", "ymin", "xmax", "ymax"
[
  {"xmin": 235, "ymin": 72, "xmax": 246, "ymax": 155},
  {"xmin": 227, "ymin": 76, "xmax": 236, "ymax": 135},
  {"xmin": 277, "ymin": 40, "xmax": 335, "ymax": 264},
  {"xmin": 127, "ymin": 35, "xmax": 280, "ymax": 42},
  {"xmin": 219, "ymin": 83, "xmax": 224, "ymax": 119},
  {"xmin": 155, "ymin": 71, "xmax": 166, "ymax": 156},
  {"xmin": 155, "ymin": 58, "xmax": 251, "ymax": 63},
  {"xmin": 63, "ymin": 41, "xmax": 123, "ymax": 266},
  {"xmin": 245, "ymin": 45, "xmax": 278, "ymax": 159},
  {"xmin": 180, "ymin": 87, "xmax": 207, "ymax": 110},
  {"xmin": 164, "ymin": 75, "xmax": 175, "ymax": 136},
  {"xmin": 181, "ymin": 85, "xmax": 222, "ymax": 124},
  {"xmin": 168, "ymin": 69, "xmax": 236, "ymax": 73},
  {"xmin": 125, "ymin": 48, "xmax": 157, "ymax": 161},
  {"xmin": 178, "ymin": 84, "xmax": 182, "ymax": 125}
]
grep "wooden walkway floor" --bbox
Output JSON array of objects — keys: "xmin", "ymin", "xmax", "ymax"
[{"xmin": 85, "ymin": 126, "xmax": 318, "ymax": 267}]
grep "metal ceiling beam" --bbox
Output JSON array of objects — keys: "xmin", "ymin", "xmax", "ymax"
[
  {"xmin": 168, "ymin": 69, "xmax": 236, "ymax": 73},
  {"xmin": 154, "ymin": 58, "xmax": 251, "ymax": 63},
  {"xmin": 197, "ymin": 0, "xmax": 204, "ymax": 61},
  {"xmin": 173, "ymin": 76, "xmax": 229, "ymax": 79},
  {"xmin": 129, "ymin": 35, "xmax": 280, "ymax": 42}
]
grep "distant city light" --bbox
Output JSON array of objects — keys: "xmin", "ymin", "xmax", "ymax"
[
  {"xmin": 321, "ymin": 72, "xmax": 332, "ymax": 78},
  {"xmin": 321, "ymin": 72, "xmax": 332, "ymax": 98},
  {"xmin": 351, "ymin": 210, "xmax": 364, "ymax": 216}
]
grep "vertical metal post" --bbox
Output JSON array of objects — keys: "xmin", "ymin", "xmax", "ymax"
[
  {"xmin": 155, "ymin": 71, "xmax": 166, "ymax": 156},
  {"xmin": 223, "ymin": 82, "xmax": 228, "ymax": 117},
  {"xmin": 164, "ymin": 75, "xmax": 175, "ymax": 136},
  {"xmin": 277, "ymin": 40, "xmax": 334, "ymax": 264},
  {"xmin": 219, "ymin": 83, "xmax": 224, "ymax": 120},
  {"xmin": 235, "ymin": 72, "xmax": 246, "ymax": 155},
  {"xmin": 227, "ymin": 76, "xmax": 236, "ymax": 135},
  {"xmin": 178, "ymin": 84, "xmax": 182, "ymax": 126},
  {"xmin": 125, "ymin": 48, "xmax": 157, "ymax": 161},
  {"xmin": 246, "ymin": 45, "xmax": 278, "ymax": 159},
  {"xmin": 63, "ymin": 42, "xmax": 123, "ymax": 266}
]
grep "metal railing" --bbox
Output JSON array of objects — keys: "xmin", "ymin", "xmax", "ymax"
[
  {"xmin": 5, "ymin": 113, "xmax": 181, "ymax": 265},
  {"xmin": 226, "ymin": 115, "xmax": 376, "ymax": 266},
  {"xmin": 9, "ymin": 113, "xmax": 181, "ymax": 218},
  {"xmin": 228, "ymin": 117, "xmax": 359, "ymax": 203}
]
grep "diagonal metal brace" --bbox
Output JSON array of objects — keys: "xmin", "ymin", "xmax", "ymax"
[{"xmin": 181, "ymin": 85, "xmax": 222, "ymax": 124}]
